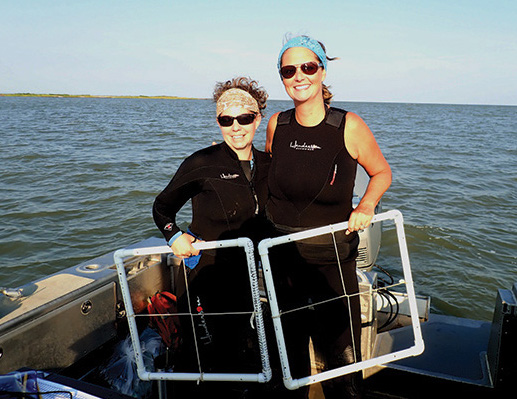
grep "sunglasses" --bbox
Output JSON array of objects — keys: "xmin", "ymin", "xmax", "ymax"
[
  {"xmin": 280, "ymin": 61, "xmax": 323, "ymax": 79},
  {"xmin": 217, "ymin": 113, "xmax": 257, "ymax": 127}
]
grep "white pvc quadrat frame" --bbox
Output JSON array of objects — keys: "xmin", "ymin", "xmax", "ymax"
[
  {"xmin": 258, "ymin": 209, "xmax": 425, "ymax": 390},
  {"xmin": 114, "ymin": 237, "xmax": 272, "ymax": 383}
]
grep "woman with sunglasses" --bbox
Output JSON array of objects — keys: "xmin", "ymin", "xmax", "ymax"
[
  {"xmin": 153, "ymin": 77, "xmax": 270, "ymax": 397},
  {"xmin": 265, "ymin": 36, "xmax": 392, "ymax": 398}
]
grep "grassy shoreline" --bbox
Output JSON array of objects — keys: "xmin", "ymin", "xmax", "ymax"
[{"xmin": 0, "ymin": 93, "xmax": 204, "ymax": 100}]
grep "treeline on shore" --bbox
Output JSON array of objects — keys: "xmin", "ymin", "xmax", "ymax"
[{"xmin": 0, "ymin": 93, "xmax": 201, "ymax": 100}]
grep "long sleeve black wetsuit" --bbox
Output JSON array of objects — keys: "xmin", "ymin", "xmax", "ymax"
[
  {"xmin": 153, "ymin": 142, "xmax": 270, "ymax": 244},
  {"xmin": 152, "ymin": 142, "xmax": 271, "ymax": 391}
]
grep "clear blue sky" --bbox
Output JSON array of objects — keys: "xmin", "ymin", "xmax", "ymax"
[{"xmin": 2, "ymin": 0, "xmax": 516, "ymax": 105}]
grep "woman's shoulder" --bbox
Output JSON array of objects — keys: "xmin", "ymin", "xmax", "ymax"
[
  {"xmin": 267, "ymin": 111, "xmax": 281, "ymax": 127},
  {"xmin": 182, "ymin": 143, "xmax": 225, "ymax": 167},
  {"xmin": 266, "ymin": 113, "xmax": 280, "ymax": 153},
  {"xmin": 344, "ymin": 111, "xmax": 367, "ymax": 127},
  {"xmin": 266, "ymin": 109, "xmax": 295, "ymax": 153},
  {"xmin": 268, "ymin": 108, "xmax": 296, "ymax": 125}
]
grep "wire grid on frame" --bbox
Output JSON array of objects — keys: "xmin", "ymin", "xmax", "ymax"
[
  {"xmin": 258, "ymin": 209, "xmax": 424, "ymax": 391},
  {"xmin": 114, "ymin": 237, "xmax": 271, "ymax": 383}
]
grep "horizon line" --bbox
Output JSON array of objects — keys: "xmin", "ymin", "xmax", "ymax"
[{"xmin": 1, "ymin": 92, "xmax": 515, "ymax": 107}]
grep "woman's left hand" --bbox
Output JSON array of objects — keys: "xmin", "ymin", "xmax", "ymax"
[{"xmin": 346, "ymin": 203, "xmax": 374, "ymax": 234}]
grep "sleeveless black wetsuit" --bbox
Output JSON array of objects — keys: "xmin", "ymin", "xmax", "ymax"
[
  {"xmin": 267, "ymin": 108, "xmax": 362, "ymax": 399},
  {"xmin": 153, "ymin": 142, "xmax": 271, "ymax": 393},
  {"xmin": 268, "ymin": 107, "xmax": 357, "ymax": 228}
]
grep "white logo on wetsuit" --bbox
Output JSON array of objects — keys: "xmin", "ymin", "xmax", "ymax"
[
  {"xmin": 290, "ymin": 140, "xmax": 321, "ymax": 151},
  {"xmin": 220, "ymin": 173, "xmax": 240, "ymax": 179},
  {"xmin": 196, "ymin": 296, "xmax": 212, "ymax": 344}
]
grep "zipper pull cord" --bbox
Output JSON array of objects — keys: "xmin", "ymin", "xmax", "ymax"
[{"xmin": 330, "ymin": 164, "xmax": 338, "ymax": 185}]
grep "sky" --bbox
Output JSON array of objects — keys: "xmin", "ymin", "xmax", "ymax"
[{"xmin": 1, "ymin": 0, "xmax": 516, "ymax": 105}]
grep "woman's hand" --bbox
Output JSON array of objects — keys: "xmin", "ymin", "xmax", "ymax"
[
  {"xmin": 346, "ymin": 203, "xmax": 375, "ymax": 234},
  {"xmin": 170, "ymin": 233, "xmax": 200, "ymax": 259}
]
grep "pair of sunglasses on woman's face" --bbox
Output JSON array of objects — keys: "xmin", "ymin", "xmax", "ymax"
[
  {"xmin": 280, "ymin": 61, "xmax": 323, "ymax": 79},
  {"xmin": 217, "ymin": 113, "xmax": 257, "ymax": 127}
]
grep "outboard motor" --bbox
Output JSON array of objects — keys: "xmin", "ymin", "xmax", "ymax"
[{"xmin": 353, "ymin": 165, "xmax": 382, "ymax": 271}]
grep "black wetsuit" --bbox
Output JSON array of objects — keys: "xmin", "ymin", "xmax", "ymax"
[
  {"xmin": 268, "ymin": 107, "xmax": 357, "ymax": 227},
  {"xmin": 267, "ymin": 107, "xmax": 362, "ymax": 398},
  {"xmin": 153, "ymin": 141, "xmax": 270, "ymax": 244},
  {"xmin": 153, "ymin": 142, "xmax": 271, "ymax": 397}
]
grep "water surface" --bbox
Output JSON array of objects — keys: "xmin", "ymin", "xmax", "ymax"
[{"xmin": 1, "ymin": 97, "xmax": 516, "ymax": 320}]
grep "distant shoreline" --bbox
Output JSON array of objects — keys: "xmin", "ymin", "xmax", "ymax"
[
  {"xmin": 0, "ymin": 93, "xmax": 205, "ymax": 100},
  {"xmin": 2, "ymin": 93, "xmax": 514, "ymax": 107}
]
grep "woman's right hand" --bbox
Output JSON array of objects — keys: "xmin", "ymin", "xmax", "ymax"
[{"xmin": 170, "ymin": 233, "xmax": 200, "ymax": 259}]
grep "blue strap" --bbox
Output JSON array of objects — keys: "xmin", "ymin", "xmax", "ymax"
[{"xmin": 168, "ymin": 231, "xmax": 183, "ymax": 246}]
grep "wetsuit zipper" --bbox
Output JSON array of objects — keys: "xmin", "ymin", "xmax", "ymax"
[
  {"xmin": 239, "ymin": 158, "xmax": 259, "ymax": 215},
  {"xmin": 250, "ymin": 181, "xmax": 259, "ymax": 215}
]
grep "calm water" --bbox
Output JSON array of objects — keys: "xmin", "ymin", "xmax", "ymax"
[{"xmin": 1, "ymin": 97, "xmax": 516, "ymax": 321}]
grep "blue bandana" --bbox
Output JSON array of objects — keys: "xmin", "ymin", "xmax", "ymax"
[{"xmin": 277, "ymin": 36, "xmax": 328, "ymax": 73}]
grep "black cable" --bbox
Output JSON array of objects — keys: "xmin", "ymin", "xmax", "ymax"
[
  {"xmin": 384, "ymin": 288, "xmax": 400, "ymax": 326},
  {"xmin": 377, "ymin": 288, "xmax": 400, "ymax": 332},
  {"xmin": 369, "ymin": 263, "xmax": 401, "ymax": 331},
  {"xmin": 377, "ymin": 289, "xmax": 393, "ymax": 331},
  {"xmin": 373, "ymin": 263, "xmax": 394, "ymax": 286}
]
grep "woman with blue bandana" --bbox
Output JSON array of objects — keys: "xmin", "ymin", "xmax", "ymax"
[{"xmin": 265, "ymin": 36, "xmax": 392, "ymax": 398}]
